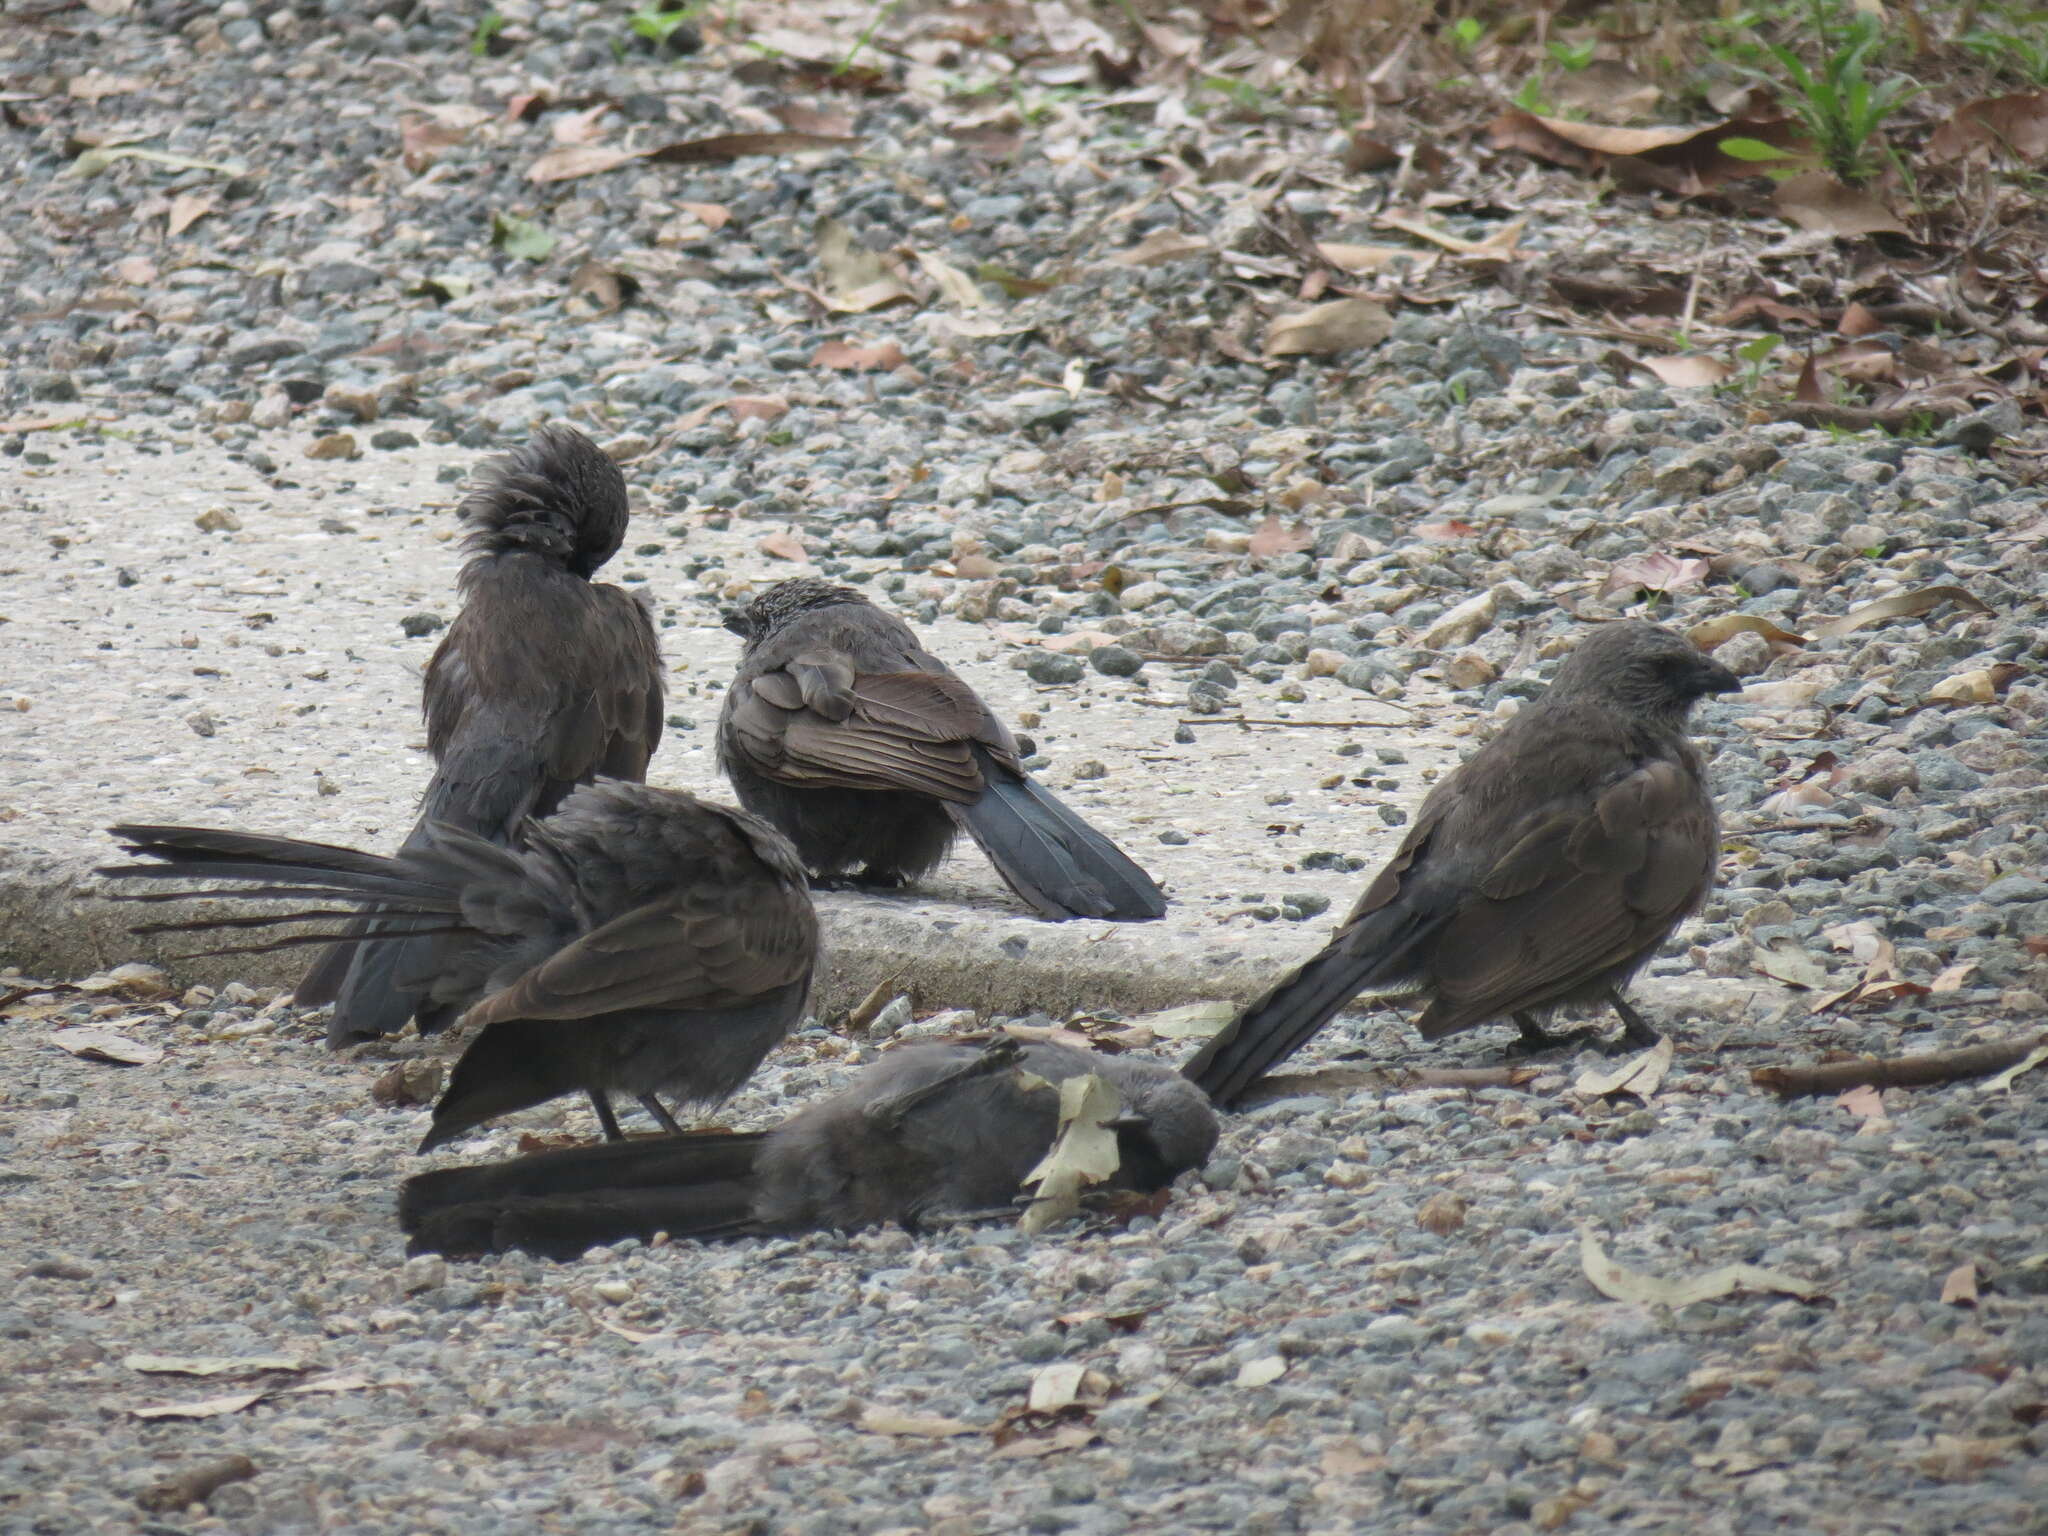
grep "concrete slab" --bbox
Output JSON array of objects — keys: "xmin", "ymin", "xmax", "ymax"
[{"xmin": 1, "ymin": 418, "xmax": 1779, "ymax": 1036}]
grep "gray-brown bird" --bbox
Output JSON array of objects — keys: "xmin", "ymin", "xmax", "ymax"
[
  {"xmin": 299, "ymin": 425, "xmax": 665, "ymax": 1047},
  {"xmin": 398, "ymin": 1037, "xmax": 1220, "ymax": 1258},
  {"xmin": 1184, "ymin": 622, "xmax": 1741, "ymax": 1106},
  {"xmin": 102, "ymin": 780, "xmax": 814, "ymax": 1150},
  {"xmin": 717, "ymin": 579, "xmax": 1166, "ymax": 922}
]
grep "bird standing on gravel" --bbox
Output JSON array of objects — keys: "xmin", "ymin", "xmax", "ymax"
[
  {"xmin": 398, "ymin": 1037, "xmax": 1219, "ymax": 1258},
  {"xmin": 716, "ymin": 578, "xmax": 1167, "ymax": 922},
  {"xmin": 1184, "ymin": 622, "xmax": 1742, "ymax": 1106},
  {"xmin": 298, "ymin": 425, "xmax": 665, "ymax": 1047},
  {"xmin": 101, "ymin": 780, "xmax": 815, "ymax": 1151}
]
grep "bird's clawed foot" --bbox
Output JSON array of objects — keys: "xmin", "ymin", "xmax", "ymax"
[
  {"xmin": 1507, "ymin": 1015, "xmax": 1599, "ymax": 1055},
  {"xmin": 809, "ymin": 869, "xmax": 909, "ymax": 894}
]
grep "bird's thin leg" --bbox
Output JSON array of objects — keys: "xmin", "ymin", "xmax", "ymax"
[
  {"xmin": 862, "ymin": 1039, "xmax": 1024, "ymax": 1133},
  {"xmin": 638, "ymin": 1094, "xmax": 685, "ymax": 1135},
  {"xmin": 1607, "ymin": 990, "xmax": 1663, "ymax": 1047},
  {"xmin": 588, "ymin": 1092, "xmax": 625, "ymax": 1142},
  {"xmin": 1509, "ymin": 1013, "xmax": 1595, "ymax": 1053}
]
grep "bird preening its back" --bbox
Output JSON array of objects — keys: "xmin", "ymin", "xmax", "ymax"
[
  {"xmin": 101, "ymin": 780, "xmax": 817, "ymax": 1151},
  {"xmin": 717, "ymin": 578, "xmax": 1168, "ymax": 923},
  {"xmin": 399, "ymin": 1038, "xmax": 1220, "ymax": 1259},
  {"xmin": 1184, "ymin": 622, "xmax": 1742, "ymax": 1107},
  {"xmin": 297, "ymin": 425, "xmax": 666, "ymax": 1048}
]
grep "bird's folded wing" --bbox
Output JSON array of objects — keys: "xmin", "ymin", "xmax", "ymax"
[
  {"xmin": 466, "ymin": 878, "xmax": 815, "ymax": 1025},
  {"xmin": 1433, "ymin": 759, "xmax": 1714, "ymax": 1020},
  {"xmin": 727, "ymin": 657, "xmax": 990, "ymax": 802},
  {"xmin": 541, "ymin": 590, "xmax": 665, "ymax": 784}
]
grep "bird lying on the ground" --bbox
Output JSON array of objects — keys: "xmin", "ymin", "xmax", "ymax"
[
  {"xmin": 101, "ymin": 780, "xmax": 814, "ymax": 1151},
  {"xmin": 298, "ymin": 425, "xmax": 665, "ymax": 1048},
  {"xmin": 1184, "ymin": 621, "xmax": 1742, "ymax": 1107},
  {"xmin": 717, "ymin": 578, "xmax": 1167, "ymax": 922},
  {"xmin": 399, "ymin": 1037, "xmax": 1220, "ymax": 1258}
]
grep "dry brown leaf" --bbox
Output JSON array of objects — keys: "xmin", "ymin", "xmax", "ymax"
[
  {"xmin": 132, "ymin": 1390, "xmax": 270, "ymax": 1421},
  {"xmin": 1640, "ymin": 354, "xmax": 1732, "ymax": 389},
  {"xmin": 1601, "ymin": 552, "xmax": 1712, "ymax": 597},
  {"xmin": 759, "ymin": 530, "xmax": 808, "ymax": 562},
  {"xmin": 126, "ymin": 1353, "xmax": 310, "ymax": 1376},
  {"xmin": 1754, "ymin": 937, "xmax": 1829, "ymax": 990},
  {"xmin": 1930, "ymin": 961, "xmax": 1977, "ymax": 993},
  {"xmin": 527, "ymin": 142, "xmax": 639, "ymax": 184},
  {"xmin": 812, "ymin": 340, "xmax": 907, "ymax": 372},
  {"xmin": 1688, "ymin": 613, "xmax": 1805, "ymax": 650},
  {"xmin": 647, "ymin": 131, "xmax": 856, "ymax": 165},
  {"xmin": 1810, "ymin": 586, "xmax": 1991, "ymax": 639},
  {"xmin": 1377, "ymin": 212, "xmax": 1524, "ymax": 258},
  {"xmin": 815, "ymin": 218, "xmax": 914, "ymax": 313},
  {"xmin": 774, "ymin": 102, "xmax": 855, "ymax": 138},
  {"xmin": 1553, "ymin": 274, "xmax": 1687, "ymax": 316},
  {"xmin": 913, "ymin": 249, "xmax": 987, "ymax": 309},
  {"xmin": 1579, "ymin": 1230, "xmax": 1823, "ymax": 1307},
  {"xmin": 566, "ymin": 261, "xmax": 637, "ymax": 317},
  {"xmin": 1110, "ymin": 228, "xmax": 1210, "ymax": 267},
  {"xmin": 68, "ymin": 70, "xmax": 146, "ymax": 102},
  {"xmin": 1027, "ymin": 1363, "xmax": 1111, "ymax": 1413},
  {"xmin": 677, "ymin": 200, "xmax": 732, "ymax": 231},
  {"xmin": 1722, "ymin": 292, "xmax": 1824, "ymax": 328},
  {"xmin": 1315, "ymin": 240, "xmax": 1419, "ymax": 274},
  {"xmin": 990, "ymin": 1423, "xmax": 1097, "ymax": 1460},
  {"xmin": 1415, "ymin": 519, "xmax": 1479, "ymax": 541},
  {"xmin": 724, "ymin": 396, "xmax": 788, "ymax": 425},
  {"xmin": 399, "ymin": 115, "xmax": 466, "ymax": 172},
  {"xmin": 1773, "ymin": 173, "xmax": 1909, "ymax": 237},
  {"xmin": 550, "ymin": 104, "xmax": 611, "ymax": 145},
  {"xmin": 1486, "ymin": 108, "xmax": 1809, "ymax": 189},
  {"xmin": 49, "ymin": 1027, "xmax": 162, "ymax": 1066},
  {"xmin": 1551, "ymin": 60, "xmax": 1661, "ymax": 122},
  {"xmin": 1574, "ymin": 1038, "xmax": 1675, "ymax": 1100},
  {"xmin": 166, "ymin": 193, "xmax": 214, "ymax": 238},
  {"xmin": 1416, "ymin": 1192, "xmax": 1467, "ymax": 1235},
  {"xmin": 859, "ymin": 1407, "xmax": 980, "ymax": 1438},
  {"xmin": 1940, "ymin": 1262, "xmax": 1979, "ymax": 1307},
  {"xmin": 1981, "ymin": 1043, "xmax": 2048, "ymax": 1093},
  {"xmin": 1836, "ymin": 1083, "xmax": 1887, "ymax": 1119},
  {"xmin": 1926, "ymin": 91, "xmax": 2048, "ymax": 164},
  {"xmin": 1122, "ymin": 1000, "xmax": 1234, "ymax": 1040},
  {"xmin": 1263, "ymin": 297, "xmax": 1392, "ymax": 358},
  {"xmin": 1838, "ymin": 300, "xmax": 1882, "ymax": 337},
  {"xmin": 1248, "ymin": 516, "xmax": 1313, "ymax": 558}
]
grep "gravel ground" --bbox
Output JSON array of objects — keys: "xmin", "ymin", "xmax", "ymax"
[{"xmin": 5, "ymin": 2, "xmax": 2048, "ymax": 1533}]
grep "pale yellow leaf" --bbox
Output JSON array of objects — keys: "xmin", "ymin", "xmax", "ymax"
[
  {"xmin": 1019, "ymin": 1072, "xmax": 1122, "ymax": 1235},
  {"xmin": 1263, "ymin": 298, "xmax": 1392, "ymax": 358},
  {"xmin": 1579, "ymin": 1230, "xmax": 1823, "ymax": 1307}
]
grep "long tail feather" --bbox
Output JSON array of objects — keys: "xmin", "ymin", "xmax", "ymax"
[
  {"xmin": 401, "ymin": 1133, "xmax": 769, "ymax": 1258},
  {"xmin": 952, "ymin": 751, "xmax": 1167, "ymax": 922},
  {"xmin": 1182, "ymin": 907, "xmax": 1441, "ymax": 1107}
]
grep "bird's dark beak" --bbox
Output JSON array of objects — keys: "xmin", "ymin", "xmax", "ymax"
[
  {"xmin": 722, "ymin": 610, "xmax": 753, "ymax": 639},
  {"xmin": 1697, "ymin": 657, "xmax": 1744, "ymax": 696}
]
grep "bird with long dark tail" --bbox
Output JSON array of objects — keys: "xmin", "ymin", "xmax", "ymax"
[
  {"xmin": 399, "ymin": 1037, "xmax": 1219, "ymax": 1259},
  {"xmin": 1184, "ymin": 622, "xmax": 1741, "ymax": 1108},
  {"xmin": 101, "ymin": 780, "xmax": 815, "ymax": 1151},
  {"xmin": 298, "ymin": 425, "xmax": 665, "ymax": 1047},
  {"xmin": 717, "ymin": 578, "xmax": 1167, "ymax": 922}
]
